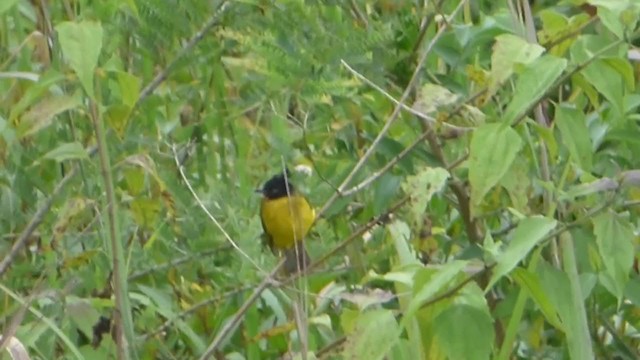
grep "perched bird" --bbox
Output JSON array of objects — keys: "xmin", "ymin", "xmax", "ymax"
[{"xmin": 258, "ymin": 171, "xmax": 315, "ymax": 273}]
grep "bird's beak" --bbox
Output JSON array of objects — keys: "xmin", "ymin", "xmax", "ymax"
[{"xmin": 254, "ymin": 188, "xmax": 263, "ymax": 194}]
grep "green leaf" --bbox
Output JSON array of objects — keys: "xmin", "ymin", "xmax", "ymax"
[
  {"xmin": 487, "ymin": 216, "xmax": 557, "ymax": 290},
  {"xmin": 555, "ymin": 105, "xmax": 593, "ymax": 171},
  {"xmin": 582, "ymin": 59, "xmax": 625, "ymax": 116},
  {"xmin": 0, "ymin": 0, "xmax": 19, "ymax": 15},
  {"xmin": 43, "ymin": 142, "xmax": 89, "ymax": 162},
  {"xmin": 388, "ymin": 220, "xmax": 418, "ymax": 266},
  {"xmin": 342, "ymin": 309, "xmax": 399, "ymax": 360},
  {"xmin": 592, "ymin": 211, "xmax": 635, "ymax": 299},
  {"xmin": 56, "ymin": 21, "xmax": 104, "ymax": 98},
  {"xmin": 512, "ymin": 268, "xmax": 563, "ymax": 330},
  {"xmin": 469, "ymin": 123, "xmax": 523, "ymax": 215},
  {"xmin": 489, "ymin": 34, "xmax": 545, "ymax": 93},
  {"xmin": 116, "ymin": 71, "xmax": 142, "ymax": 107},
  {"xmin": 17, "ymin": 93, "xmax": 83, "ymax": 138},
  {"xmin": 603, "ymin": 57, "xmax": 635, "ymax": 91},
  {"xmin": 434, "ymin": 304, "xmax": 495, "ymax": 360},
  {"xmin": 503, "ymin": 55, "xmax": 567, "ymax": 124},
  {"xmin": 403, "ymin": 260, "xmax": 469, "ymax": 325},
  {"xmin": 401, "ymin": 167, "xmax": 450, "ymax": 228}
]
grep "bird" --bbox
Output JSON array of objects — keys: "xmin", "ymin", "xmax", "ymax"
[{"xmin": 258, "ymin": 170, "xmax": 315, "ymax": 274}]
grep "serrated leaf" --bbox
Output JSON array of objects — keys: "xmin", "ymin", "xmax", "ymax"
[
  {"xmin": 469, "ymin": 123, "xmax": 523, "ymax": 215},
  {"xmin": 56, "ymin": 21, "xmax": 104, "ymax": 98},
  {"xmin": 342, "ymin": 309, "xmax": 399, "ymax": 360},
  {"xmin": 592, "ymin": 211, "xmax": 635, "ymax": 299},
  {"xmin": 43, "ymin": 142, "xmax": 88, "ymax": 162},
  {"xmin": 412, "ymin": 83, "xmax": 460, "ymax": 115},
  {"xmin": 555, "ymin": 105, "xmax": 593, "ymax": 171},
  {"xmin": 487, "ymin": 216, "xmax": 557, "ymax": 290},
  {"xmin": 503, "ymin": 55, "xmax": 567, "ymax": 124},
  {"xmin": 489, "ymin": 34, "xmax": 545, "ymax": 93},
  {"xmin": 434, "ymin": 304, "xmax": 495, "ymax": 360},
  {"xmin": 401, "ymin": 167, "xmax": 450, "ymax": 227}
]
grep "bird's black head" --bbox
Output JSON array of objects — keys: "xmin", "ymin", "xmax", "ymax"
[{"xmin": 260, "ymin": 171, "xmax": 294, "ymax": 199}]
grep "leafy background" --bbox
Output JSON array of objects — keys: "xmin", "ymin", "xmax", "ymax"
[{"xmin": 1, "ymin": 0, "xmax": 640, "ymax": 359}]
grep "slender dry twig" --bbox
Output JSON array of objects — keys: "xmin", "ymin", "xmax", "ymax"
[
  {"xmin": 317, "ymin": 0, "xmax": 469, "ymax": 218},
  {"xmin": 135, "ymin": 1, "xmax": 230, "ymax": 108},
  {"xmin": 142, "ymin": 283, "xmax": 255, "ymax": 341},
  {"xmin": 171, "ymin": 144, "xmax": 266, "ymax": 273},
  {"xmin": 198, "ymin": 259, "xmax": 284, "ymax": 359},
  {"xmin": 0, "ymin": 147, "xmax": 97, "ymax": 276},
  {"xmin": 128, "ymin": 245, "xmax": 231, "ymax": 281}
]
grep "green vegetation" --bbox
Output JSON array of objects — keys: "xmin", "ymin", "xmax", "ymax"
[{"xmin": 1, "ymin": 0, "xmax": 640, "ymax": 359}]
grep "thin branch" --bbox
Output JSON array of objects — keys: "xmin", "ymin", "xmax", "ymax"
[
  {"xmin": 171, "ymin": 145, "xmax": 266, "ymax": 274},
  {"xmin": 317, "ymin": 0, "xmax": 469, "ymax": 218},
  {"xmin": 90, "ymin": 100, "xmax": 133, "ymax": 360},
  {"xmin": 0, "ymin": 147, "xmax": 97, "ymax": 276},
  {"xmin": 127, "ymin": 245, "xmax": 231, "ymax": 281},
  {"xmin": 198, "ymin": 259, "xmax": 284, "ymax": 359},
  {"xmin": 135, "ymin": 1, "xmax": 230, "ymax": 108},
  {"xmin": 142, "ymin": 283, "xmax": 255, "ymax": 341}
]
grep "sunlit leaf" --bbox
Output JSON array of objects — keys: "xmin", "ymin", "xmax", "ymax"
[
  {"xmin": 487, "ymin": 216, "xmax": 557, "ymax": 289},
  {"xmin": 434, "ymin": 304, "xmax": 495, "ymax": 360},
  {"xmin": 342, "ymin": 309, "xmax": 399, "ymax": 360},
  {"xmin": 503, "ymin": 55, "xmax": 567, "ymax": 124},
  {"xmin": 56, "ymin": 21, "xmax": 104, "ymax": 98},
  {"xmin": 469, "ymin": 123, "xmax": 523, "ymax": 215}
]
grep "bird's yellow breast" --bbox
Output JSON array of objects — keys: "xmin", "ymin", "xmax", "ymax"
[{"xmin": 260, "ymin": 195, "xmax": 315, "ymax": 250}]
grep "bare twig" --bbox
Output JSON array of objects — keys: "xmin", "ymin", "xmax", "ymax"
[
  {"xmin": 198, "ymin": 259, "xmax": 284, "ymax": 359},
  {"xmin": 135, "ymin": 1, "xmax": 230, "ymax": 108},
  {"xmin": 0, "ymin": 147, "xmax": 97, "ymax": 276},
  {"xmin": 142, "ymin": 283, "xmax": 255, "ymax": 341},
  {"xmin": 171, "ymin": 145, "xmax": 266, "ymax": 274},
  {"xmin": 128, "ymin": 245, "xmax": 231, "ymax": 281},
  {"xmin": 317, "ymin": 0, "xmax": 469, "ymax": 218}
]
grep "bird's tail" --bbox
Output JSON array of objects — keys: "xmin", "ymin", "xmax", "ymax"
[{"xmin": 284, "ymin": 242, "xmax": 310, "ymax": 274}]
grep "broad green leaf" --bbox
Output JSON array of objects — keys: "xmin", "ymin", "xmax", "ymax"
[
  {"xmin": 401, "ymin": 167, "xmax": 450, "ymax": 228},
  {"xmin": 555, "ymin": 105, "xmax": 593, "ymax": 171},
  {"xmin": 603, "ymin": 58, "xmax": 635, "ymax": 91},
  {"xmin": 512, "ymin": 268, "xmax": 563, "ymax": 330},
  {"xmin": 116, "ymin": 71, "xmax": 142, "ymax": 107},
  {"xmin": 499, "ymin": 159, "xmax": 531, "ymax": 214},
  {"xmin": 489, "ymin": 34, "xmax": 545, "ymax": 93},
  {"xmin": 597, "ymin": 6, "xmax": 625, "ymax": 38},
  {"xmin": 17, "ymin": 93, "xmax": 83, "ymax": 138},
  {"xmin": 56, "ymin": 21, "xmax": 104, "ymax": 98},
  {"xmin": 503, "ymin": 55, "xmax": 567, "ymax": 125},
  {"xmin": 403, "ymin": 260, "xmax": 469, "ymax": 325},
  {"xmin": 592, "ymin": 211, "xmax": 635, "ymax": 299},
  {"xmin": 413, "ymin": 83, "xmax": 460, "ymax": 114},
  {"xmin": 582, "ymin": 60, "xmax": 625, "ymax": 116},
  {"xmin": 105, "ymin": 104, "xmax": 132, "ymax": 139},
  {"xmin": 342, "ymin": 309, "xmax": 399, "ymax": 360},
  {"xmin": 487, "ymin": 216, "xmax": 557, "ymax": 290},
  {"xmin": 434, "ymin": 304, "xmax": 494, "ymax": 360},
  {"xmin": 43, "ymin": 142, "xmax": 89, "ymax": 162},
  {"xmin": 469, "ymin": 123, "xmax": 523, "ymax": 215},
  {"xmin": 0, "ymin": 0, "xmax": 19, "ymax": 15}
]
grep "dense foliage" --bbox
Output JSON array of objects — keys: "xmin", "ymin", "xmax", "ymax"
[{"xmin": 1, "ymin": 0, "xmax": 640, "ymax": 359}]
